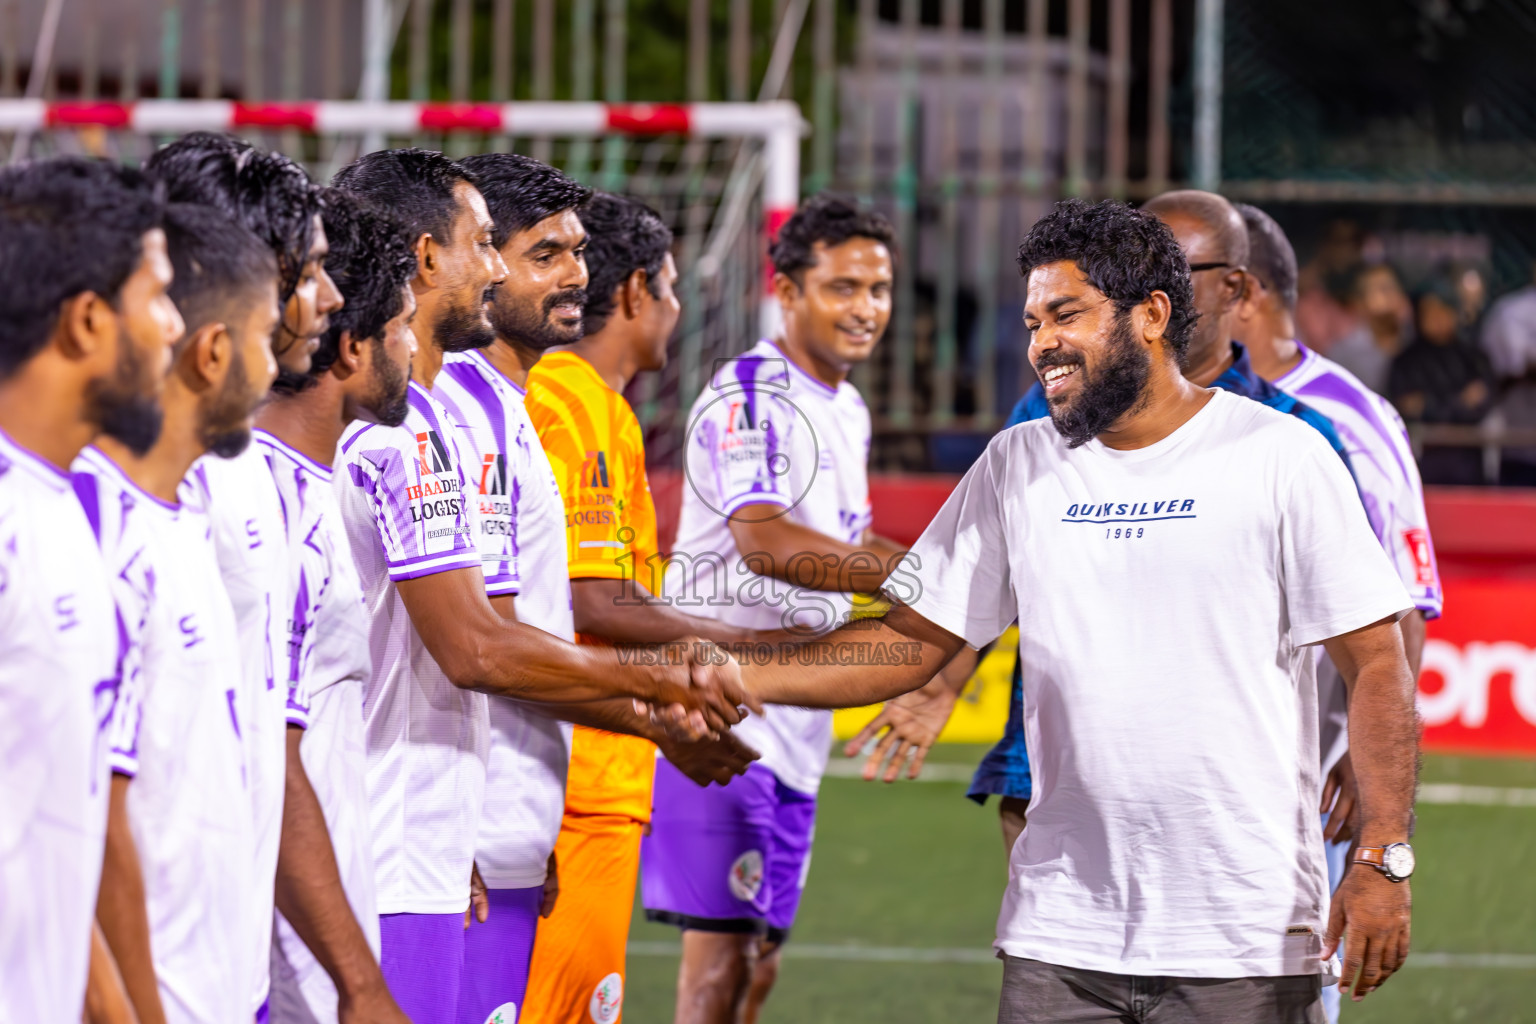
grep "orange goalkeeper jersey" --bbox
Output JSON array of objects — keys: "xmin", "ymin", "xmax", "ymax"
[{"xmin": 525, "ymin": 351, "xmax": 658, "ymax": 822}]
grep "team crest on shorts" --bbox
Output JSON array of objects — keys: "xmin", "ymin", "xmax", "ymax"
[
  {"xmin": 728, "ymin": 849, "xmax": 765, "ymax": 901},
  {"xmin": 483, "ymin": 1003, "xmax": 517, "ymax": 1024},
  {"xmin": 589, "ymin": 972, "xmax": 623, "ymax": 1024}
]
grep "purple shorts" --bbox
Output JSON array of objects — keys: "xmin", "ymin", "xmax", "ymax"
[
  {"xmin": 458, "ymin": 885, "xmax": 543, "ymax": 1024},
  {"xmin": 641, "ymin": 760, "xmax": 817, "ymax": 943},
  {"xmin": 380, "ymin": 912, "xmax": 465, "ymax": 1024}
]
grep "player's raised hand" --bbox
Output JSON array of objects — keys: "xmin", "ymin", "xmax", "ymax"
[
  {"xmin": 659, "ymin": 729, "xmax": 761, "ymax": 787},
  {"xmin": 845, "ymin": 649, "xmax": 973, "ymax": 781},
  {"xmin": 1323, "ymin": 866, "xmax": 1412, "ymax": 1002},
  {"xmin": 845, "ymin": 674, "xmax": 961, "ymax": 782}
]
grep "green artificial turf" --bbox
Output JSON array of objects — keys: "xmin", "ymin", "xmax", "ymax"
[{"xmin": 625, "ymin": 747, "xmax": 1536, "ymax": 1022}]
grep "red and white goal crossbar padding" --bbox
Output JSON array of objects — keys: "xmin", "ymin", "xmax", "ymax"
[
  {"xmin": 1, "ymin": 98, "xmax": 802, "ymax": 331},
  {"xmin": 0, "ymin": 97, "xmax": 802, "ymax": 219}
]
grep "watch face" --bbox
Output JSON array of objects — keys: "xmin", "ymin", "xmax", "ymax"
[{"xmin": 1383, "ymin": 844, "xmax": 1416, "ymax": 880}]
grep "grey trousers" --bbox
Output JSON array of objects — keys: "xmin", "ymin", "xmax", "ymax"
[{"xmin": 998, "ymin": 956, "xmax": 1326, "ymax": 1024}]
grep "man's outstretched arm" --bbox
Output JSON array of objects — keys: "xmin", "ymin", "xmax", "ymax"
[
  {"xmin": 396, "ymin": 566, "xmax": 756, "ymax": 731},
  {"xmin": 488, "ymin": 593, "xmax": 758, "ymax": 783},
  {"xmin": 743, "ymin": 602, "xmax": 967, "ymax": 709},
  {"xmin": 727, "ymin": 505, "xmax": 905, "ymax": 594},
  {"xmin": 1320, "ymin": 615, "xmax": 1418, "ymax": 1003}
]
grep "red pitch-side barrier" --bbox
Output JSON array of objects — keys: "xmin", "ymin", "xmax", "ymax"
[{"xmin": 652, "ymin": 471, "xmax": 1536, "ymax": 757}]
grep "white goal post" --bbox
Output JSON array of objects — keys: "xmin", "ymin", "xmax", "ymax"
[{"xmin": 0, "ymin": 98, "xmax": 803, "ymax": 339}]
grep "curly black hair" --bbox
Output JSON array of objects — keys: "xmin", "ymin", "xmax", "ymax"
[
  {"xmin": 306, "ymin": 188, "xmax": 418, "ymax": 381},
  {"xmin": 330, "ymin": 148, "xmax": 479, "ymax": 248},
  {"xmin": 0, "ymin": 157, "xmax": 166, "ymax": 377},
  {"xmin": 145, "ymin": 133, "xmax": 320, "ymax": 305},
  {"xmin": 769, "ymin": 193, "xmax": 897, "ymax": 286},
  {"xmin": 456, "ymin": 153, "xmax": 593, "ymax": 249},
  {"xmin": 579, "ymin": 192, "xmax": 674, "ymax": 336},
  {"xmin": 1016, "ymin": 198, "xmax": 1198, "ymax": 358}
]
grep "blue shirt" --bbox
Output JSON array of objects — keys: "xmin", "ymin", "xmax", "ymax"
[{"xmin": 966, "ymin": 342, "xmax": 1355, "ymax": 804}]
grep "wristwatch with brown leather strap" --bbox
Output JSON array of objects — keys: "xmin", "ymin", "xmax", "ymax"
[{"xmin": 1353, "ymin": 843, "xmax": 1415, "ymax": 882}]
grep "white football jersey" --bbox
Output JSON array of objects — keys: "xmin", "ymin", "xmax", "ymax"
[
  {"xmin": 1274, "ymin": 343, "xmax": 1444, "ymax": 775},
  {"xmin": 668, "ymin": 339, "xmax": 874, "ymax": 795},
  {"xmin": 436, "ymin": 350, "xmax": 575, "ymax": 890},
  {"xmin": 257, "ymin": 431, "xmax": 381, "ymax": 1023},
  {"xmin": 74, "ymin": 447, "xmax": 255, "ymax": 1024},
  {"xmin": 181, "ymin": 444, "xmax": 296, "ymax": 1012},
  {"xmin": 0, "ymin": 431, "xmax": 117, "ymax": 1021},
  {"xmin": 334, "ymin": 382, "xmax": 490, "ymax": 914}
]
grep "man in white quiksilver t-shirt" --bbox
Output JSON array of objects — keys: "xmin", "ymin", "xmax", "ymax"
[
  {"xmin": 646, "ymin": 195, "xmax": 909, "ymax": 1022},
  {"xmin": 736, "ymin": 199, "xmax": 1420, "ymax": 1024}
]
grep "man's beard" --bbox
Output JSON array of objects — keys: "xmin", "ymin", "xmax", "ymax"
[
  {"xmin": 200, "ymin": 347, "xmax": 256, "ymax": 458},
  {"xmin": 435, "ymin": 286, "xmax": 498, "ymax": 353},
  {"xmin": 366, "ymin": 338, "xmax": 412, "ymax": 428},
  {"xmin": 1040, "ymin": 310, "xmax": 1152, "ymax": 449},
  {"xmin": 90, "ymin": 327, "xmax": 164, "ymax": 456},
  {"xmin": 489, "ymin": 287, "xmax": 586, "ymax": 351}
]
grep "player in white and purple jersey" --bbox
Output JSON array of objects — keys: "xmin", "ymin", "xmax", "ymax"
[
  {"xmin": 81, "ymin": 203, "xmax": 281, "ymax": 1024},
  {"xmin": 1233, "ymin": 203, "xmax": 1442, "ymax": 1024},
  {"xmin": 0, "ymin": 158, "xmax": 181, "ymax": 1022},
  {"xmin": 433, "ymin": 154, "xmax": 589, "ymax": 1024},
  {"xmin": 645, "ymin": 195, "xmax": 908, "ymax": 1023},
  {"xmin": 330, "ymin": 149, "xmax": 753, "ymax": 1022},
  {"xmin": 255, "ymin": 190, "xmax": 418, "ymax": 1024},
  {"xmin": 146, "ymin": 134, "xmax": 348, "ymax": 1023}
]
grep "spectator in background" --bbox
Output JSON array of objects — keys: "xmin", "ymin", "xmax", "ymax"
[
  {"xmin": 1480, "ymin": 262, "xmax": 1536, "ymax": 485},
  {"xmin": 1295, "ymin": 218, "xmax": 1366, "ymax": 352},
  {"xmin": 1389, "ymin": 277, "xmax": 1497, "ymax": 484},
  {"xmin": 1331, "ymin": 263, "xmax": 1412, "ymax": 396}
]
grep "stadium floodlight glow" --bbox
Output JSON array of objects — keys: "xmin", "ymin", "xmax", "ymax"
[{"xmin": 0, "ymin": 98, "xmax": 805, "ymax": 334}]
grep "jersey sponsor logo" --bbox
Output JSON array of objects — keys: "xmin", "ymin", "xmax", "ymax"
[
  {"xmin": 416, "ymin": 429, "xmax": 453, "ymax": 478},
  {"xmin": 582, "ymin": 449, "xmax": 611, "ymax": 490},
  {"xmin": 479, "ymin": 452, "xmax": 508, "ymax": 497},
  {"xmin": 408, "ymin": 428, "xmax": 466, "ymax": 524},
  {"xmin": 589, "ymin": 973, "xmax": 623, "ymax": 1024},
  {"xmin": 568, "ymin": 508, "xmax": 614, "ymax": 527},
  {"xmin": 727, "ymin": 849, "xmax": 765, "ymax": 902},
  {"xmin": 483, "ymin": 1003, "xmax": 517, "ymax": 1024},
  {"xmin": 244, "ymin": 516, "xmax": 262, "ymax": 550},
  {"xmin": 1402, "ymin": 527, "xmax": 1436, "ymax": 585}
]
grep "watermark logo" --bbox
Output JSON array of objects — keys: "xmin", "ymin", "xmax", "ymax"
[{"xmin": 682, "ymin": 356, "xmax": 820, "ymax": 524}]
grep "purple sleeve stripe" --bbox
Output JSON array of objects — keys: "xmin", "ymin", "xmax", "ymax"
[
  {"xmin": 286, "ymin": 711, "xmax": 310, "ymax": 729},
  {"xmin": 387, "ymin": 552, "xmax": 482, "ymax": 581},
  {"xmin": 484, "ymin": 577, "xmax": 521, "ymax": 596},
  {"xmin": 721, "ymin": 491, "xmax": 792, "ymax": 517},
  {"xmin": 390, "ymin": 548, "xmax": 479, "ymax": 570},
  {"xmin": 108, "ymin": 751, "xmax": 139, "ymax": 777}
]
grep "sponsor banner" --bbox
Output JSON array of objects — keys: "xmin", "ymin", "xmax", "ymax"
[{"xmin": 1419, "ymin": 577, "xmax": 1536, "ymax": 756}]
